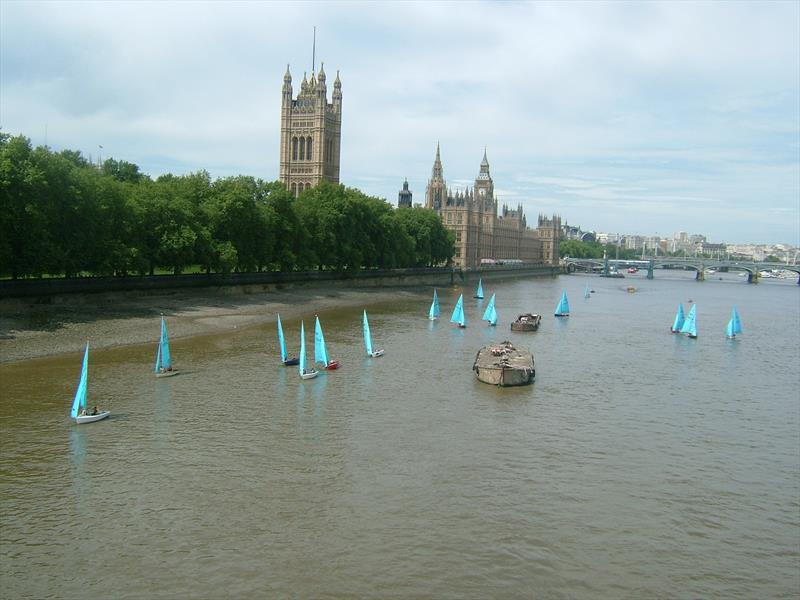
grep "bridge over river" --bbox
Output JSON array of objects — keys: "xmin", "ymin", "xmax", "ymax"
[{"xmin": 564, "ymin": 257, "xmax": 800, "ymax": 284}]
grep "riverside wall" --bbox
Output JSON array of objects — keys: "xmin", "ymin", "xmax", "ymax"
[{"xmin": 0, "ymin": 266, "xmax": 560, "ymax": 300}]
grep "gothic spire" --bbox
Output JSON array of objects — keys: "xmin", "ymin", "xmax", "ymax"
[{"xmin": 431, "ymin": 142, "xmax": 443, "ymax": 181}]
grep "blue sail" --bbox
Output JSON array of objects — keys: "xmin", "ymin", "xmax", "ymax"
[
  {"xmin": 158, "ymin": 316, "xmax": 172, "ymax": 370},
  {"xmin": 363, "ymin": 310, "xmax": 373, "ymax": 355},
  {"xmin": 488, "ymin": 304, "xmax": 498, "ymax": 326},
  {"xmin": 429, "ymin": 289, "xmax": 440, "ymax": 320},
  {"xmin": 475, "ymin": 278, "xmax": 484, "ymax": 299},
  {"xmin": 154, "ymin": 342, "xmax": 161, "ymax": 374},
  {"xmin": 584, "ymin": 282, "xmax": 590, "ymax": 299},
  {"xmin": 314, "ymin": 316, "xmax": 329, "ymax": 366},
  {"xmin": 277, "ymin": 314, "xmax": 287, "ymax": 362},
  {"xmin": 671, "ymin": 303, "xmax": 685, "ymax": 333},
  {"xmin": 299, "ymin": 321, "xmax": 306, "ymax": 375},
  {"xmin": 482, "ymin": 293, "xmax": 496, "ymax": 322},
  {"xmin": 450, "ymin": 294, "xmax": 465, "ymax": 327},
  {"xmin": 70, "ymin": 344, "xmax": 89, "ymax": 418},
  {"xmin": 555, "ymin": 290, "xmax": 570, "ymax": 316},
  {"xmin": 732, "ymin": 306, "xmax": 743, "ymax": 334},
  {"xmin": 680, "ymin": 304, "xmax": 697, "ymax": 337},
  {"xmin": 726, "ymin": 317, "xmax": 735, "ymax": 338}
]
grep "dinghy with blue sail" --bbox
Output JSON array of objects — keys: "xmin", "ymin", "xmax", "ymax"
[
  {"xmin": 680, "ymin": 304, "xmax": 697, "ymax": 339},
  {"xmin": 474, "ymin": 278, "xmax": 484, "ymax": 299},
  {"xmin": 363, "ymin": 310, "xmax": 384, "ymax": 357},
  {"xmin": 299, "ymin": 321, "xmax": 318, "ymax": 380},
  {"xmin": 554, "ymin": 290, "xmax": 570, "ymax": 317},
  {"xmin": 276, "ymin": 314, "xmax": 299, "ymax": 365},
  {"xmin": 154, "ymin": 315, "xmax": 179, "ymax": 377},
  {"xmin": 726, "ymin": 306, "xmax": 743, "ymax": 339},
  {"xmin": 314, "ymin": 316, "xmax": 340, "ymax": 370},
  {"xmin": 428, "ymin": 289, "xmax": 440, "ymax": 320},
  {"xmin": 584, "ymin": 282, "xmax": 590, "ymax": 300},
  {"xmin": 70, "ymin": 343, "xmax": 109, "ymax": 424},
  {"xmin": 670, "ymin": 304, "xmax": 685, "ymax": 333},
  {"xmin": 482, "ymin": 293, "xmax": 497, "ymax": 326},
  {"xmin": 450, "ymin": 294, "xmax": 466, "ymax": 328}
]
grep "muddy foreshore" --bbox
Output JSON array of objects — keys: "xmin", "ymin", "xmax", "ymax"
[{"xmin": 0, "ymin": 285, "xmax": 427, "ymax": 364}]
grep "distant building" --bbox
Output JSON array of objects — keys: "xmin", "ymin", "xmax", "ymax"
[
  {"xmin": 423, "ymin": 144, "xmax": 560, "ymax": 268},
  {"xmin": 398, "ymin": 179, "xmax": 412, "ymax": 208},
  {"xmin": 279, "ymin": 64, "xmax": 342, "ymax": 197}
]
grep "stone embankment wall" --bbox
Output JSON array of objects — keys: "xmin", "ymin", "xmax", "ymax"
[{"xmin": 0, "ymin": 266, "xmax": 560, "ymax": 300}]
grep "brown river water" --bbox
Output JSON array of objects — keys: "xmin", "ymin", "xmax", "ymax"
[{"xmin": 1, "ymin": 273, "xmax": 798, "ymax": 599}]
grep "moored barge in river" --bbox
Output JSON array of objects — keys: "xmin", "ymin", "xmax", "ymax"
[
  {"xmin": 511, "ymin": 313, "xmax": 542, "ymax": 331},
  {"xmin": 472, "ymin": 341, "xmax": 535, "ymax": 387}
]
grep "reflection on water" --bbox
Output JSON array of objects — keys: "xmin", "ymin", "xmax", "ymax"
[{"xmin": 1, "ymin": 274, "xmax": 798, "ymax": 599}]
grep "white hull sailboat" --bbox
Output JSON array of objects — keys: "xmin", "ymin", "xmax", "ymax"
[
  {"xmin": 363, "ymin": 310, "xmax": 384, "ymax": 357},
  {"xmin": 299, "ymin": 321, "xmax": 318, "ymax": 380},
  {"xmin": 482, "ymin": 293, "xmax": 497, "ymax": 326},
  {"xmin": 314, "ymin": 316, "xmax": 340, "ymax": 370},
  {"xmin": 428, "ymin": 289, "xmax": 440, "ymax": 320},
  {"xmin": 70, "ymin": 344, "xmax": 110, "ymax": 424},
  {"xmin": 450, "ymin": 294, "xmax": 466, "ymax": 328},
  {"xmin": 154, "ymin": 315, "xmax": 179, "ymax": 377}
]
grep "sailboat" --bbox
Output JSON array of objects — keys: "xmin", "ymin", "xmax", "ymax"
[
  {"xmin": 363, "ymin": 310, "xmax": 384, "ymax": 357},
  {"xmin": 299, "ymin": 321, "xmax": 318, "ymax": 379},
  {"xmin": 154, "ymin": 315, "xmax": 179, "ymax": 377},
  {"xmin": 474, "ymin": 278, "xmax": 484, "ymax": 299},
  {"xmin": 428, "ymin": 289, "xmax": 440, "ymax": 320},
  {"xmin": 680, "ymin": 304, "xmax": 697, "ymax": 339},
  {"xmin": 314, "ymin": 316, "xmax": 340, "ymax": 370},
  {"xmin": 450, "ymin": 294, "xmax": 466, "ymax": 328},
  {"xmin": 482, "ymin": 292, "xmax": 497, "ymax": 326},
  {"xmin": 670, "ymin": 304, "xmax": 685, "ymax": 333},
  {"xmin": 554, "ymin": 290, "xmax": 570, "ymax": 317},
  {"xmin": 584, "ymin": 282, "xmax": 590, "ymax": 300},
  {"xmin": 276, "ymin": 314, "xmax": 299, "ymax": 365},
  {"xmin": 70, "ymin": 343, "xmax": 110, "ymax": 424},
  {"xmin": 726, "ymin": 306, "xmax": 743, "ymax": 339}
]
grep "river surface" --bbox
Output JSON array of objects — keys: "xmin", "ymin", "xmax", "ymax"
[{"xmin": 1, "ymin": 272, "xmax": 798, "ymax": 599}]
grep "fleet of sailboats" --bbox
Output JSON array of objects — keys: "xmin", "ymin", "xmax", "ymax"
[
  {"xmin": 154, "ymin": 315, "xmax": 179, "ymax": 377},
  {"xmin": 70, "ymin": 343, "xmax": 109, "ymax": 424},
  {"xmin": 65, "ymin": 281, "xmax": 750, "ymax": 425},
  {"xmin": 450, "ymin": 294, "xmax": 466, "ymax": 328},
  {"xmin": 482, "ymin": 292, "xmax": 497, "ymax": 326},
  {"xmin": 363, "ymin": 310, "xmax": 384, "ymax": 357}
]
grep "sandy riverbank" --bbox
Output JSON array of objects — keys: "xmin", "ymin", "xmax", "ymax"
[{"xmin": 0, "ymin": 285, "xmax": 427, "ymax": 364}]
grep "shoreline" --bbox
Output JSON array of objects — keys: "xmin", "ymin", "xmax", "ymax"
[{"xmin": 0, "ymin": 285, "xmax": 429, "ymax": 364}]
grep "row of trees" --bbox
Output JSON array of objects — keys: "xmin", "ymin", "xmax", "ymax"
[{"xmin": 0, "ymin": 134, "xmax": 454, "ymax": 279}]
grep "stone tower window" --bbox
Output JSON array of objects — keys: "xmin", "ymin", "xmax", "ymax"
[
  {"xmin": 299, "ymin": 137, "xmax": 305, "ymax": 161},
  {"xmin": 292, "ymin": 137, "xmax": 298, "ymax": 160},
  {"xmin": 306, "ymin": 137, "xmax": 313, "ymax": 160}
]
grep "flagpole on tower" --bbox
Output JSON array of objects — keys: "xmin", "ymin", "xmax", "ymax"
[{"xmin": 312, "ymin": 26, "xmax": 316, "ymax": 73}]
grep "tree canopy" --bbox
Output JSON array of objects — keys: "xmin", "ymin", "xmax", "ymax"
[{"xmin": 0, "ymin": 134, "xmax": 454, "ymax": 278}]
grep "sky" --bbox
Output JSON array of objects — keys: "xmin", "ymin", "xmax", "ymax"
[{"xmin": 1, "ymin": 1, "xmax": 798, "ymax": 245}]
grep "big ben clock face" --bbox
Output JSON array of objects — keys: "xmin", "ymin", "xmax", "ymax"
[{"xmin": 479, "ymin": 189, "xmax": 486, "ymax": 197}]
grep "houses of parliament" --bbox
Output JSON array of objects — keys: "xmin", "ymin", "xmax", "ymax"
[
  {"xmin": 278, "ymin": 64, "xmax": 559, "ymax": 268},
  {"xmin": 423, "ymin": 145, "xmax": 560, "ymax": 268}
]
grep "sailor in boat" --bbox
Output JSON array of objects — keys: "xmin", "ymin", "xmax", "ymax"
[
  {"xmin": 80, "ymin": 406, "xmax": 100, "ymax": 417},
  {"xmin": 158, "ymin": 366, "xmax": 175, "ymax": 375}
]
